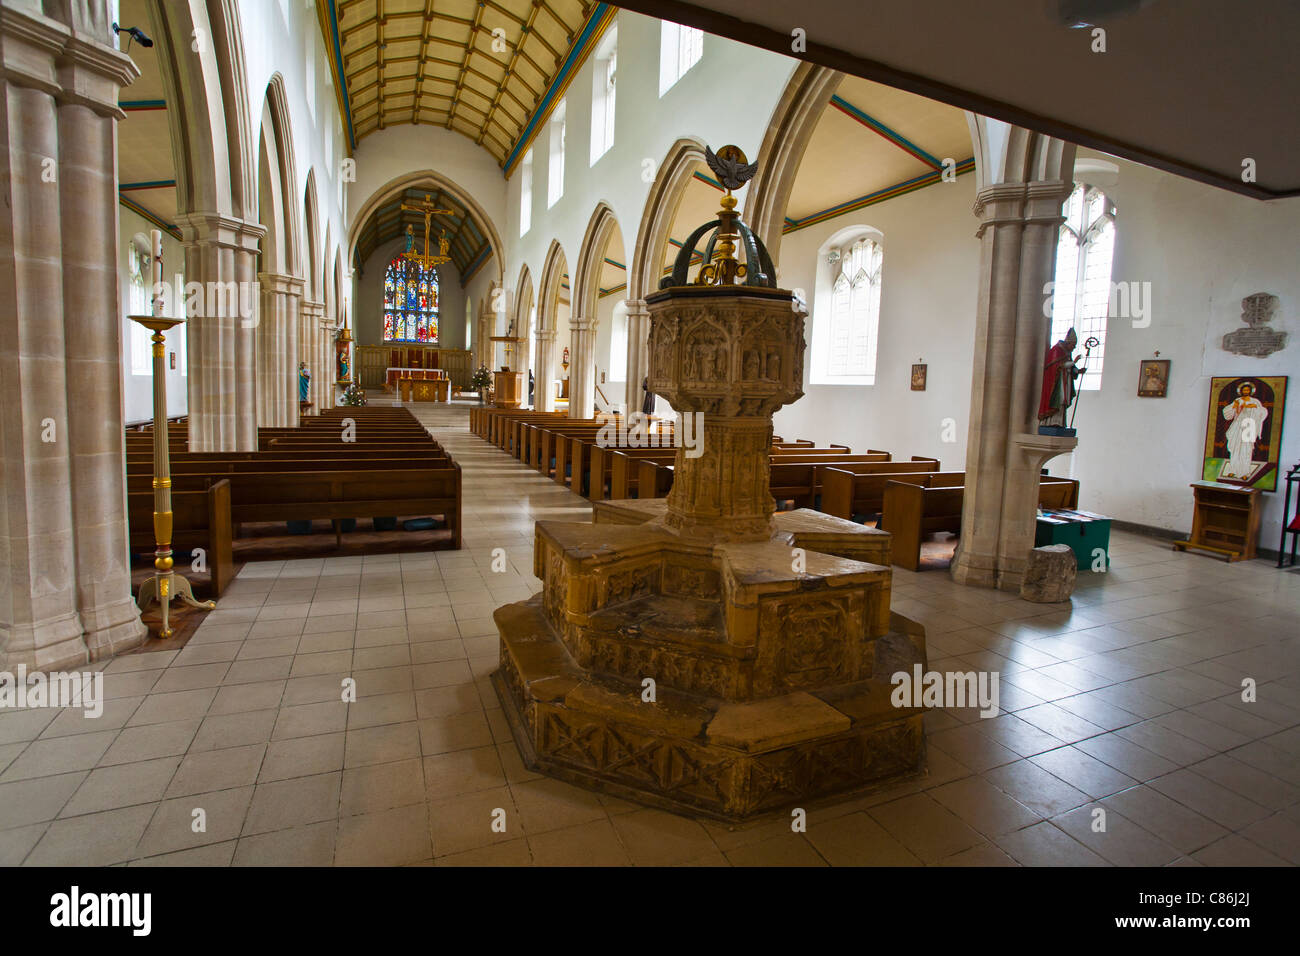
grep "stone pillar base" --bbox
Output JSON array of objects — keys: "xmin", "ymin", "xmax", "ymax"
[
  {"xmin": 82, "ymin": 599, "xmax": 149, "ymax": 661},
  {"xmin": 3, "ymin": 613, "xmax": 89, "ymax": 671}
]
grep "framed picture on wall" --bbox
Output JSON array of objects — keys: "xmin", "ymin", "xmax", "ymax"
[
  {"xmin": 169, "ymin": 352, "xmax": 176, "ymax": 370},
  {"xmin": 1202, "ymin": 375, "xmax": 1288, "ymax": 491},
  {"xmin": 911, "ymin": 363, "xmax": 927, "ymax": 391},
  {"xmin": 1137, "ymin": 359, "xmax": 1169, "ymax": 397}
]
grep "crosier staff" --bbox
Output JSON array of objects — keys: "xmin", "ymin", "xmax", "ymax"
[{"xmin": 1068, "ymin": 336, "xmax": 1100, "ymax": 430}]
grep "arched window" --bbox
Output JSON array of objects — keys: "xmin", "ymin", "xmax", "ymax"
[
  {"xmin": 1050, "ymin": 183, "xmax": 1115, "ymax": 390},
  {"xmin": 127, "ymin": 235, "xmax": 152, "ymax": 375},
  {"xmin": 383, "ymin": 255, "xmax": 439, "ymax": 343},
  {"xmin": 821, "ymin": 235, "xmax": 883, "ymax": 382}
]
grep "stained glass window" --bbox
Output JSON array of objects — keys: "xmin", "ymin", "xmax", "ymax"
[{"xmin": 383, "ymin": 255, "xmax": 439, "ymax": 343}]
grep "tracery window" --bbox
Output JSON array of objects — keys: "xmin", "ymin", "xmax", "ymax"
[
  {"xmin": 1050, "ymin": 183, "xmax": 1115, "ymax": 390},
  {"xmin": 827, "ymin": 236, "xmax": 883, "ymax": 379}
]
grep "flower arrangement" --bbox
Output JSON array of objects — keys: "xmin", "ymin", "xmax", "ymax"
[
  {"xmin": 340, "ymin": 383, "xmax": 367, "ymax": 406},
  {"xmin": 470, "ymin": 365, "xmax": 493, "ymax": 390}
]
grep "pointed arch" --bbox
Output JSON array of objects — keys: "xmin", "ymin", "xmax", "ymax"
[
  {"xmin": 966, "ymin": 114, "xmax": 1076, "ymax": 192},
  {"xmin": 628, "ymin": 137, "xmax": 707, "ymax": 301},
  {"xmin": 148, "ymin": 0, "xmax": 256, "ymax": 223},
  {"xmin": 537, "ymin": 240, "xmax": 569, "ymax": 334},
  {"xmin": 573, "ymin": 202, "xmax": 621, "ymax": 327},
  {"xmin": 257, "ymin": 73, "xmax": 302, "ymax": 277},
  {"xmin": 514, "ymin": 263, "xmax": 535, "ymax": 335},
  {"xmin": 743, "ymin": 63, "xmax": 843, "ymax": 264},
  {"xmin": 332, "ymin": 247, "xmax": 343, "ymax": 326},
  {"xmin": 303, "ymin": 169, "xmax": 320, "ymax": 302},
  {"xmin": 348, "ymin": 169, "xmax": 505, "ymax": 290}
]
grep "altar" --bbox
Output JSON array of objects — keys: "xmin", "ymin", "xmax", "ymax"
[
  {"xmin": 385, "ymin": 367, "xmax": 449, "ymax": 391},
  {"xmin": 399, "ymin": 377, "xmax": 449, "ymax": 402}
]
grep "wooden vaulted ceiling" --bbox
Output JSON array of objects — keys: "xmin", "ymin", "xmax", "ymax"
[
  {"xmin": 353, "ymin": 186, "xmax": 491, "ymax": 278},
  {"xmin": 327, "ymin": 0, "xmax": 597, "ymax": 164}
]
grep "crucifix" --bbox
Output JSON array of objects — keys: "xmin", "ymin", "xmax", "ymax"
[{"xmin": 400, "ymin": 192, "xmax": 455, "ymax": 270}]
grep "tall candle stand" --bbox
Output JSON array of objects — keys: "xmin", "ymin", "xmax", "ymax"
[{"xmin": 130, "ymin": 229, "xmax": 214, "ymax": 638}]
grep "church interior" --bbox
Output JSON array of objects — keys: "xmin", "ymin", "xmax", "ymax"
[{"xmin": 1, "ymin": 0, "xmax": 1298, "ymax": 874}]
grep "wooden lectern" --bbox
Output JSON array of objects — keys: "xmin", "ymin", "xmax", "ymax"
[
  {"xmin": 1173, "ymin": 481, "xmax": 1262, "ymax": 562},
  {"xmin": 493, "ymin": 370, "xmax": 524, "ymax": 408}
]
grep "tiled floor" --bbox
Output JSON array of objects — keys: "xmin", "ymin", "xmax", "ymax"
[{"xmin": 2, "ymin": 400, "xmax": 1298, "ymax": 866}]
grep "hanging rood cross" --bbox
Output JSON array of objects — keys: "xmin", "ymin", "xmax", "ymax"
[{"xmin": 400, "ymin": 193, "xmax": 455, "ymax": 269}]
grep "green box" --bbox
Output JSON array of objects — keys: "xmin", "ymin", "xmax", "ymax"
[{"xmin": 1035, "ymin": 513, "xmax": 1111, "ymax": 570}]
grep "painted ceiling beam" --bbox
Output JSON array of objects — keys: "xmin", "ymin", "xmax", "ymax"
[
  {"xmin": 784, "ymin": 156, "xmax": 975, "ymax": 232},
  {"xmin": 319, "ymin": 0, "xmax": 358, "ymax": 151},
  {"xmin": 119, "ymin": 193, "xmax": 181, "ymax": 240},
  {"xmin": 829, "ymin": 94, "xmax": 942, "ymax": 169}
]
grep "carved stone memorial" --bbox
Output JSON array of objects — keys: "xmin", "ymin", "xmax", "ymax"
[
  {"xmin": 1223, "ymin": 292, "xmax": 1287, "ymax": 358},
  {"xmin": 491, "ymin": 147, "xmax": 928, "ymax": 820}
]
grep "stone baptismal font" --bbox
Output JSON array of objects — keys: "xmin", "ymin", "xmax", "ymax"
[{"xmin": 492, "ymin": 147, "xmax": 929, "ymax": 820}]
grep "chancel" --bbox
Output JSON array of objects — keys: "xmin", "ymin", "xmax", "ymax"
[{"xmin": 0, "ymin": 0, "xmax": 1296, "ymax": 873}]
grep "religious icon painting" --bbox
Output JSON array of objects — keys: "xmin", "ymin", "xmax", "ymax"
[
  {"xmin": 911, "ymin": 363, "xmax": 927, "ymax": 391},
  {"xmin": 1137, "ymin": 359, "xmax": 1170, "ymax": 398},
  {"xmin": 1202, "ymin": 375, "xmax": 1287, "ymax": 491}
]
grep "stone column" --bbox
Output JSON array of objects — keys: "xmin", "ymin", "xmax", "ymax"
[
  {"xmin": 534, "ymin": 327, "xmax": 556, "ymax": 412},
  {"xmin": 320, "ymin": 318, "xmax": 335, "ymax": 409},
  {"xmin": 178, "ymin": 214, "xmax": 264, "ymax": 450},
  {"xmin": 58, "ymin": 50, "xmax": 149, "ymax": 657},
  {"xmin": 0, "ymin": 1, "xmax": 146, "ymax": 669},
  {"xmin": 257, "ymin": 271, "xmax": 303, "ymax": 426},
  {"xmin": 300, "ymin": 299, "xmax": 324, "ymax": 411},
  {"xmin": 623, "ymin": 297, "xmax": 650, "ymax": 410},
  {"xmin": 568, "ymin": 314, "xmax": 596, "ymax": 418},
  {"xmin": 950, "ymin": 179, "xmax": 1076, "ymax": 591}
]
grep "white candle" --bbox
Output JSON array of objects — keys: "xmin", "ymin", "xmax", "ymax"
[{"xmin": 150, "ymin": 229, "xmax": 163, "ymax": 317}]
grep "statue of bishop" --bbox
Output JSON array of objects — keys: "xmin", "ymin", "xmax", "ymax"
[{"xmin": 1038, "ymin": 327, "xmax": 1081, "ymax": 429}]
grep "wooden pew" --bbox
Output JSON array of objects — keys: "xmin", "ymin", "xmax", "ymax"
[
  {"xmin": 628, "ymin": 449, "xmax": 892, "ymax": 505},
  {"xmin": 127, "ymin": 479, "xmax": 234, "ymax": 598},
  {"xmin": 818, "ymin": 459, "xmax": 946, "ymax": 520},
  {"xmin": 882, "ymin": 476, "xmax": 1081, "ymax": 571},
  {"xmin": 134, "ymin": 465, "xmax": 463, "ymax": 551}
]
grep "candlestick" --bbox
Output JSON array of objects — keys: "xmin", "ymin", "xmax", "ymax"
[{"xmin": 132, "ymin": 228, "xmax": 214, "ymax": 637}]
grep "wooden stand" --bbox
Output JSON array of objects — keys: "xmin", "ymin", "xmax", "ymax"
[
  {"xmin": 493, "ymin": 370, "xmax": 524, "ymax": 408},
  {"xmin": 1173, "ymin": 481, "xmax": 1262, "ymax": 562}
]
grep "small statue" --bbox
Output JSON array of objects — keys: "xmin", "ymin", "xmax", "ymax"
[
  {"xmin": 404, "ymin": 224, "xmax": 415, "ymax": 254},
  {"xmin": 1038, "ymin": 328, "xmax": 1083, "ymax": 434},
  {"xmin": 641, "ymin": 376, "xmax": 655, "ymax": 416},
  {"xmin": 338, "ymin": 348, "xmax": 350, "ymax": 382},
  {"xmin": 298, "ymin": 361, "xmax": 311, "ymax": 402}
]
